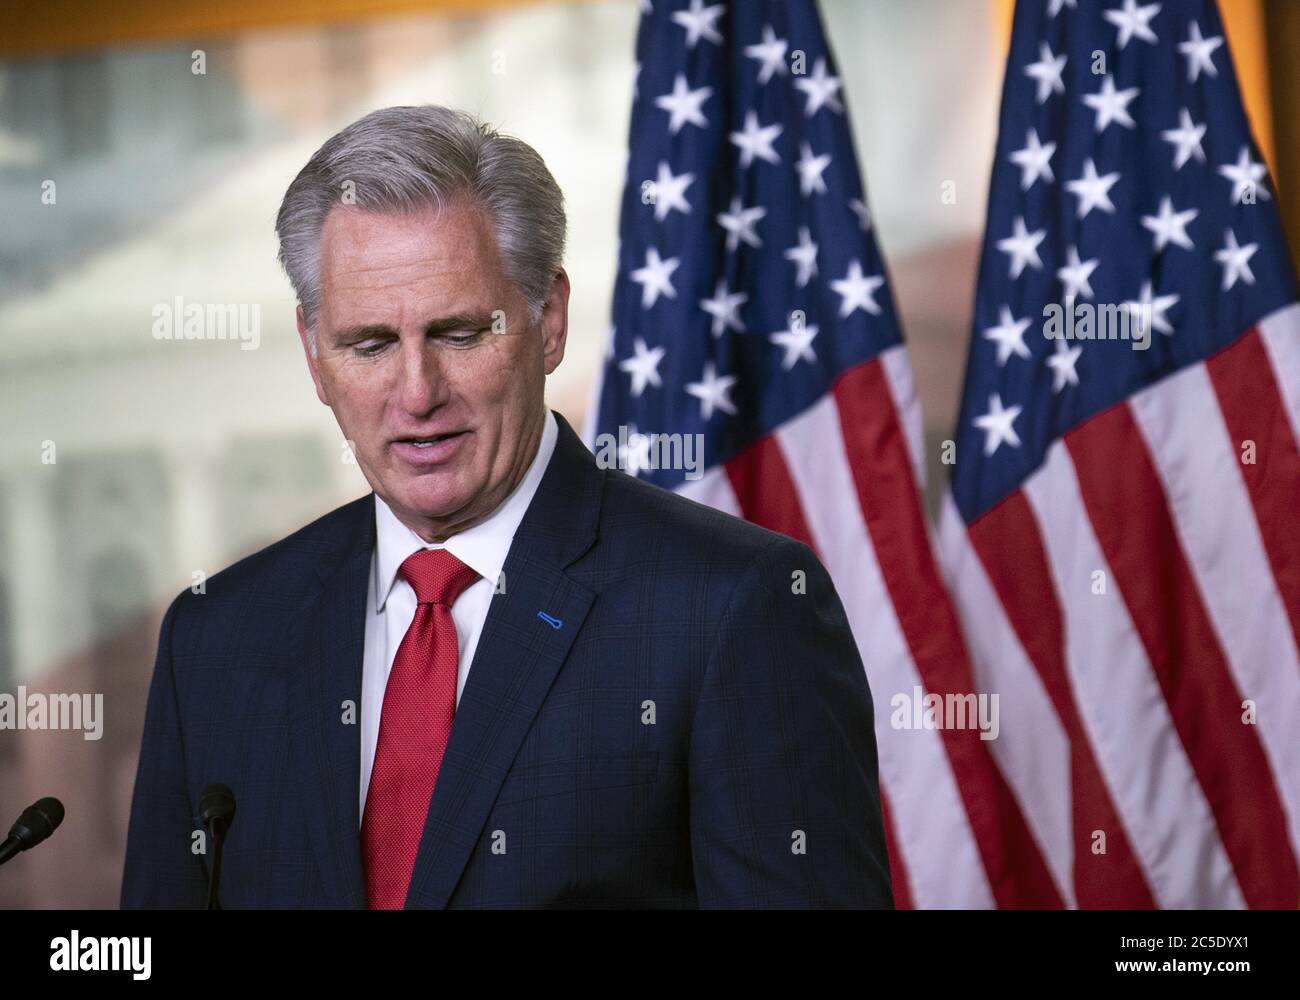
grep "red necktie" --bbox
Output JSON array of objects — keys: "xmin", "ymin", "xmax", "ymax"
[{"xmin": 362, "ymin": 548, "xmax": 478, "ymax": 910}]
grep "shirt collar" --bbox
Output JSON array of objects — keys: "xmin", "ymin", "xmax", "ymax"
[{"xmin": 372, "ymin": 408, "xmax": 558, "ymax": 612}]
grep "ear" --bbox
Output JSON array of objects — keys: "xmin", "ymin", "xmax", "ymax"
[
  {"xmin": 539, "ymin": 268, "xmax": 571, "ymax": 376},
  {"xmin": 296, "ymin": 304, "xmax": 330, "ymax": 406}
]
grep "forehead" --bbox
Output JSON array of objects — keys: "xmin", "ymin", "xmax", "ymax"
[{"xmin": 317, "ymin": 199, "xmax": 507, "ymax": 300}]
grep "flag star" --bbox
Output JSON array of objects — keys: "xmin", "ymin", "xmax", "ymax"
[
  {"xmin": 1024, "ymin": 41, "xmax": 1067, "ymax": 104},
  {"xmin": 716, "ymin": 195, "xmax": 766, "ymax": 252},
  {"xmin": 629, "ymin": 246, "xmax": 680, "ymax": 308},
  {"xmin": 1009, "ymin": 128, "xmax": 1056, "ymax": 191},
  {"xmin": 1218, "ymin": 146, "xmax": 1271, "ymax": 204},
  {"xmin": 1161, "ymin": 108, "xmax": 1207, "ymax": 170},
  {"xmin": 973, "ymin": 393, "xmax": 1023, "ymax": 456},
  {"xmin": 654, "ymin": 73, "xmax": 713, "ymax": 133},
  {"xmin": 783, "ymin": 226, "xmax": 819, "ymax": 288},
  {"xmin": 699, "ymin": 278, "xmax": 748, "ymax": 337},
  {"xmin": 997, "ymin": 215, "xmax": 1046, "ymax": 278},
  {"xmin": 769, "ymin": 319, "xmax": 819, "ymax": 370},
  {"xmin": 849, "ymin": 198, "xmax": 872, "ymax": 232},
  {"xmin": 1048, "ymin": 0, "xmax": 1077, "ymax": 15},
  {"xmin": 830, "ymin": 259, "xmax": 885, "ymax": 317},
  {"xmin": 638, "ymin": 0, "xmax": 652, "ymax": 13},
  {"xmin": 1103, "ymin": 0, "xmax": 1161, "ymax": 49},
  {"xmin": 744, "ymin": 24, "xmax": 788, "ymax": 85},
  {"xmin": 671, "ymin": 0, "xmax": 724, "ymax": 48},
  {"xmin": 632, "ymin": 62, "xmax": 641, "ymax": 100},
  {"xmin": 649, "ymin": 160, "xmax": 694, "ymax": 221},
  {"xmin": 1179, "ymin": 20, "xmax": 1222, "ymax": 82},
  {"xmin": 618, "ymin": 338, "xmax": 666, "ymax": 396},
  {"xmin": 1126, "ymin": 280, "xmax": 1179, "ymax": 335},
  {"xmin": 685, "ymin": 362, "xmax": 738, "ymax": 420},
  {"xmin": 1066, "ymin": 158, "xmax": 1120, "ymax": 219},
  {"xmin": 1056, "ymin": 245, "xmax": 1099, "ymax": 300},
  {"xmin": 1083, "ymin": 75, "xmax": 1140, "ymax": 132},
  {"xmin": 603, "ymin": 324, "xmax": 617, "ymax": 361},
  {"xmin": 1141, "ymin": 196, "xmax": 1198, "ymax": 252},
  {"xmin": 619, "ymin": 425, "xmax": 653, "ymax": 478},
  {"xmin": 795, "ymin": 141, "xmax": 832, "ymax": 196},
  {"xmin": 983, "ymin": 305, "xmax": 1033, "ymax": 366},
  {"xmin": 1214, "ymin": 228, "xmax": 1259, "ymax": 290},
  {"xmin": 730, "ymin": 109, "xmax": 783, "ymax": 168},
  {"xmin": 1046, "ymin": 339, "xmax": 1082, "ymax": 393},
  {"xmin": 793, "ymin": 57, "xmax": 844, "ymax": 116}
]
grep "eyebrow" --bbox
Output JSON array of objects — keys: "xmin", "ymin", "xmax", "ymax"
[{"xmin": 331, "ymin": 313, "xmax": 496, "ymax": 343}]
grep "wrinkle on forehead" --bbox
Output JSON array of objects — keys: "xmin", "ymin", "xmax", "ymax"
[{"xmin": 318, "ymin": 197, "xmax": 515, "ymax": 325}]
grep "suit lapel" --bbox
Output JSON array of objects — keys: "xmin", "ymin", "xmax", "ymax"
[
  {"xmin": 404, "ymin": 411, "xmax": 604, "ymax": 909},
  {"xmin": 293, "ymin": 493, "xmax": 374, "ymax": 909}
]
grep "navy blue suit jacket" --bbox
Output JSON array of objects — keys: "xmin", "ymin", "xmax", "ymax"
[{"xmin": 121, "ymin": 411, "xmax": 893, "ymax": 908}]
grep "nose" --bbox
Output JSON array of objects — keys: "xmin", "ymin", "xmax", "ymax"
[{"xmin": 395, "ymin": 334, "xmax": 449, "ymax": 417}]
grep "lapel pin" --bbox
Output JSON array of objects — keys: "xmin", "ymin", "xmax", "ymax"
[{"xmin": 537, "ymin": 611, "xmax": 563, "ymax": 630}]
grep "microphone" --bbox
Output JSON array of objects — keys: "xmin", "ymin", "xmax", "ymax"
[
  {"xmin": 199, "ymin": 784, "xmax": 236, "ymax": 910},
  {"xmin": 0, "ymin": 797, "xmax": 65, "ymax": 867}
]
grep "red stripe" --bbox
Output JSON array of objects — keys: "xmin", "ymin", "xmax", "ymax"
[
  {"xmin": 725, "ymin": 432, "xmax": 814, "ymax": 543},
  {"xmin": 726, "ymin": 434, "xmax": 914, "ymax": 908},
  {"xmin": 1066, "ymin": 403, "xmax": 1300, "ymax": 908},
  {"xmin": 880, "ymin": 789, "xmax": 914, "ymax": 910},
  {"xmin": 1205, "ymin": 327, "xmax": 1300, "ymax": 656},
  {"xmin": 834, "ymin": 359, "xmax": 1063, "ymax": 908},
  {"xmin": 969, "ymin": 491, "xmax": 1157, "ymax": 907}
]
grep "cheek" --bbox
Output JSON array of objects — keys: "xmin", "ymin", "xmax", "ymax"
[{"xmin": 325, "ymin": 364, "xmax": 389, "ymax": 428}]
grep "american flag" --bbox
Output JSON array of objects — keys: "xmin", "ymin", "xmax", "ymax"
[
  {"xmin": 939, "ymin": 0, "xmax": 1300, "ymax": 906},
  {"xmin": 587, "ymin": 0, "xmax": 1037, "ymax": 907}
]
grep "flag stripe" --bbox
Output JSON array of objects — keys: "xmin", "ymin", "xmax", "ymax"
[
  {"xmin": 835, "ymin": 359, "xmax": 1063, "ymax": 907},
  {"xmin": 937, "ymin": 495, "xmax": 1078, "ymax": 907},
  {"xmin": 1204, "ymin": 325, "xmax": 1300, "ymax": 656},
  {"xmin": 1257, "ymin": 304, "xmax": 1300, "ymax": 448},
  {"xmin": 880, "ymin": 344, "xmax": 926, "ymax": 490},
  {"xmin": 774, "ymin": 386, "xmax": 993, "ymax": 907},
  {"xmin": 1065, "ymin": 404, "xmax": 1300, "ymax": 908},
  {"xmin": 967, "ymin": 490, "xmax": 1158, "ymax": 907},
  {"xmin": 1023, "ymin": 440, "xmax": 1245, "ymax": 907},
  {"xmin": 878, "ymin": 792, "xmax": 915, "ymax": 910},
  {"xmin": 1130, "ymin": 361, "xmax": 1300, "ymax": 865}
]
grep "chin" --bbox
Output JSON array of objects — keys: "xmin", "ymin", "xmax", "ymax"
[{"xmin": 394, "ymin": 477, "xmax": 472, "ymax": 521}]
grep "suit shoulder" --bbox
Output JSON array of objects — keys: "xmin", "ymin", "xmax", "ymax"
[
  {"xmin": 169, "ymin": 492, "xmax": 373, "ymax": 616},
  {"xmin": 597, "ymin": 468, "xmax": 803, "ymax": 564}
]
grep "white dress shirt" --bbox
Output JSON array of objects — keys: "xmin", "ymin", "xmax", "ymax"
[{"xmin": 360, "ymin": 408, "xmax": 558, "ymax": 818}]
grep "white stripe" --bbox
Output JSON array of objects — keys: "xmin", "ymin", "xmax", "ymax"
[
  {"xmin": 673, "ymin": 466, "xmax": 741, "ymax": 517},
  {"xmin": 1022, "ymin": 440, "xmax": 1245, "ymax": 907},
  {"xmin": 1130, "ymin": 364, "xmax": 1300, "ymax": 864},
  {"xmin": 938, "ymin": 494, "xmax": 1076, "ymax": 906},
  {"xmin": 1257, "ymin": 302, "xmax": 1300, "ymax": 448},
  {"xmin": 879, "ymin": 344, "xmax": 926, "ymax": 490},
  {"xmin": 777, "ymin": 395, "xmax": 994, "ymax": 907}
]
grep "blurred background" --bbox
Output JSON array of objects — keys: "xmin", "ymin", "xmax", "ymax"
[{"xmin": 0, "ymin": 0, "xmax": 1295, "ymax": 908}]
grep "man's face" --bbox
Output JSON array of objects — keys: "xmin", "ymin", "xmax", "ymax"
[{"xmin": 297, "ymin": 198, "xmax": 569, "ymax": 541}]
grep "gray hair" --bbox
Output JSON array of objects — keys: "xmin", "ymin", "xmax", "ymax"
[{"xmin": 275, "ymin": 105, "xmax": 567, "ymax": 353}]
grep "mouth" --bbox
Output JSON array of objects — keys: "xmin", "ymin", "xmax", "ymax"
[
  {"xmin": 391, "ymin": 430, "xmax": 469, "ymax": 464},
  {"xmin": 397, "ymin": 431, "xmax": 464, "ymax": 448}
]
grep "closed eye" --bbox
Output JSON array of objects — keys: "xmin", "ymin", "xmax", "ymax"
[{"xmin": 441, "ymin": 328, "xmax": 490, "ymax": 346}]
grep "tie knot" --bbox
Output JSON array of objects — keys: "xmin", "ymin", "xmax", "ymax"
[{"xmin": 398, "ymin": 548, "xmax": 479, "ymax": 607}]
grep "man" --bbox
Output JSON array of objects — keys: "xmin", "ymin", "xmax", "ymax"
[{"xmin": 121, "ymin": 105, "xmax": 893, "ymax": 909}]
